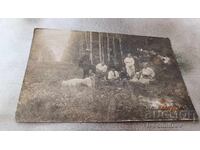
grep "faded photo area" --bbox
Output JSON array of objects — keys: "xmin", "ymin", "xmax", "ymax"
[{"xmin": 15, "ymin": 29, "xmax": 198, "ymax": 122}]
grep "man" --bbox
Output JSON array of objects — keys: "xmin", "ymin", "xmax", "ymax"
[
  {"xmin": 108, "ymin": 68, "xmax": 119, "ymax": 80},
  {"xmin": 124, "ymin": 53, "xmax": 135, "ymax": 78},
  {"xmin": 130, "ymin": 72, "xmax": 141, "ymax": 82},
  {"xmin": 96, "ymin": 61, "xmax": 108, "ymax": 80},
  {"xmin": 139, "ymin": 63, "xmax": 155, "ymax": 84},
  {"xmin": 119, "ymin": 67, "xmax": 129, "ymax": 80},
  {"xmin": 79, "ymin": 49, "xmax": 94, "ymax": 78},
  {"xmin": 119, "ymin": 67, "xmax": 130, "ymax": 87},
  {"xmin": 96, "ymin": 61, "xmax": 107, "ymax": 73}
]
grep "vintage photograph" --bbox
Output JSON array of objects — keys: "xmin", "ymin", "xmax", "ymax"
[{"xmin": 15, "ymin": 28, "xmax": 198, "ymax": 122}]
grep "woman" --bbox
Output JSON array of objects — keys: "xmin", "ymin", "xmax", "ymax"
[{"xmin": 124, "ymin": 53, "xmax": 135, "ymax": 78}]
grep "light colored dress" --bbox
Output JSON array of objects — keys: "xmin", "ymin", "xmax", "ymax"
[
  {"xmin": 124, "ymin": 57, "xmax": 135, "ymax": 77},
  {"xmin": 108, "ymin": 70, "xmax": 119, "ymax": 80}
]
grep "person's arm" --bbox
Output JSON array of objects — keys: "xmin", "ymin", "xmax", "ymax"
[
  {"xmin": 108, "ymin": 71, "xmax": 112, "ymax": 80},
  {"xmin": 96, "ymin": 64, "xmax": 101, "ymax": 72},
  {"xmin": 140, "ymin": 69, "xmax": 144, "ymax": 78},
  {"xmin": 115, "ymin": 71, "xmax": 119, "ymax": 79},
  {"xmin": 96, "ymin": 64, "xmax": 99, "ymax": 69},
  {"xmin": 151, "ymin": 69, "xmax": 155, "ymax": 78},
  {"xmin": 131, "ymin": 58, "xmax": 135, "ymax": 65},
  {"xmin": 104, "ymin": 65, "xmax": 108, "ymax": 72},
  {"xmin": 79, "ymin": 56, "xmax": 84, "ymax": 67},
  {"xmin": 124, "ymin": 58, "xmax": 127, "ymax": 64}
]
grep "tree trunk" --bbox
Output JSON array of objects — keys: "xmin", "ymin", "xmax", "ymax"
[
  {"xmin": 119, "ymin": 37, "xmax": 122, "ymax": 57},
  {"xmin": 102, "ymin": 35, "xmax": 105, "ymax": 63},
  {"xmin": 85, "ymin": 32, "xmax": 88, "ymax": 50},
  {"xmin": 99, "ymin": 33, "xmax": 102, "ymax": 62},
  {"xmin": 107, "ymin": 33, "xmax": 110, "ymax": 63},
  {"xmin": 112, "ymin": 35, "xmax": 116, "ymax": 65},
  {"xmin": 89, "ymin": 32, "xmax": 93, "ymax": 64},
  {"xmin": 119, "ymin": 37, "xmax": 123, "ymax": 64}
]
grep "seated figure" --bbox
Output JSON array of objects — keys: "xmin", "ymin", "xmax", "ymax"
[
  {"xmin": 130, "ymin": 72, "xmax": 141, "ymax": 82},
  {"xmin": 108, "ymin": 68, "xmax": 119, "ymax": 80},
  {"xmin": 130, "ymin": 63, "xmax": 155, "ymax": 84},
  {"xmin": 139, "ymin": 63, "xmax": 155, "ymax": 84},
  {"xmin": 96, "ymin": 61, "xmax": 108, "ymax": 80},
  {"xmin": 119, "ymin": 67, "xmax": 129, "ymax": 80}
]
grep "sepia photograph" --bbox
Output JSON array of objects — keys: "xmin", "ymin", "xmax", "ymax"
[
  {"xmin": 15, "ymin": 28, "xmax": 198, "ymax": 122},
  {"xmin": 1, "ymin": 1, "xmax": 200, "ymax": 150}
]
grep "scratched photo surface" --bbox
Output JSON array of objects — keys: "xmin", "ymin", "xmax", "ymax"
[{"xmin": 15, "ymin": 29, "xmax": 198, "ymax": 122}]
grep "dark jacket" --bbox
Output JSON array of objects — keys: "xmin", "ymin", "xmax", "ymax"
[{"xmin": 79, "ymin": 55, "xmax": 91, "ymax": 68}]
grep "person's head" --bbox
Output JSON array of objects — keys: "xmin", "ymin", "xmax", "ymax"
[
  {"xmin": 143, "ymin": 62, "xmax": 148, "ymax": 68},
  {"xmin": 88, "ymin": 69, "xmax": 95, "ymax": 80},
  {"xmin": 100, "ymin": 61, "xmax": 105, "ymax": 65},
  {"xmin": 111, "ymin": 67, "xmax": 116, "ymax": 71},
  {"xmin": 122, "ymin": 67, "xmax": 126, "ymax": 71},
  {"xmin": 89, "ymin": 69, "xmax": 93, "ymax": 74},
  {"xmin": 135, "ymin": 72, "xmax": 140, "ymax": 78},
  {"xmin": 127, "ymin": 53, "xmax": 132, "ymax": 57},
  {"xmin": 85, "ymin": 49, "xmax": 90, "ymax": 55},
  {"xmin": 136, "ymin": 72, "xmax": 140, "ymax": 76}
]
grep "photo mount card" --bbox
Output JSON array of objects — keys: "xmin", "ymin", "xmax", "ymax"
[{"xmin": 16, "ymin": 28, "xmax": 198, "ymax": 122}]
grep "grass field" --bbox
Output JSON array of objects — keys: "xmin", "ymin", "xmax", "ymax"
[{"xmin": 16, "ymin": 62, "xmax": 198, "ymax": 122}]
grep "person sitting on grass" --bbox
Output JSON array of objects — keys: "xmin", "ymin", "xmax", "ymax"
[
  {"xmin": 130, "ymin": 63, "xmax": 155, "ymax": 84},
  {"xmin": 108, "ymin": 67, "xmax": 119, "ymax": 80},
  {"xmin": 96, "ymin": 61, "xmax": 108, "ymax": 80},
  {"xmin": 139, "ymin": 62, "xmax": 155, "ymax": 84},
  {"xmin": 119, "ymin": 67, "xmax": 129, "ymax": 80}
]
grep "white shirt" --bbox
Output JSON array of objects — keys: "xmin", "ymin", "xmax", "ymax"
[
  {"xmin": 96, "ymin": 63, "xmax": 108, "ymax": 73},
  {"xmin": 141, "ymin": 67, "xmax": 155, "ymax": 78},
  {"xmin": 124, "ymin": 57, "xmax": 135, "ymax": 67},
  {"xmin": 108, "ymin": 70, "xmax": 119, "ymax": 80}
]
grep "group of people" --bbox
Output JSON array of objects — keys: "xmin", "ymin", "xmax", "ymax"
[{"xmin": 79, "ymin": 50, "xmax": 155, "ymax": 84}]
